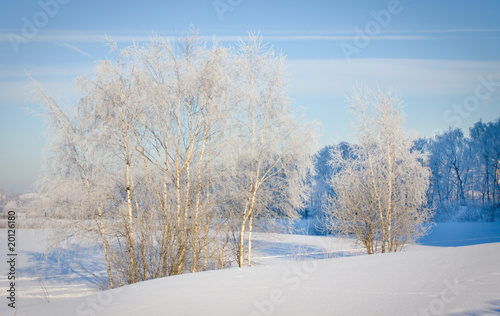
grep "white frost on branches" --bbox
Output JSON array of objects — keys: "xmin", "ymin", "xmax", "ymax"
[
  {"xmin": 325, "ymin": 86, "xmax": 432, "ymax": 254},
  {"xmin": 27, "ymin": 30, "xmax": 317, "ymax": 287}
]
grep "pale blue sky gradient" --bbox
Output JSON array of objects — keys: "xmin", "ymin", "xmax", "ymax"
[{"xmin": 1, "ymin": 0, "xmax": 500, "ymax": 192}]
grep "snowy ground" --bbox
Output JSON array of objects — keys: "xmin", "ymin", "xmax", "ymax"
[{"xmin": 1, "ymin": 223, "xmax": 500, "ymax": 316}]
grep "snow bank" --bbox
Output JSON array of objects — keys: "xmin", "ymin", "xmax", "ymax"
[
  {"xmin": 2, "ymin": 224, "xmax": 500, "ymax": 315},
  {"xmin": 9, "ymin": 243, "xmax": 500, "ymax": 315}
]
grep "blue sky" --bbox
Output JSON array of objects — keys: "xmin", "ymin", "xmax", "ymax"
[{"xmin": 1, "ymin": 0, "xmax": 500, "ymax": 192}]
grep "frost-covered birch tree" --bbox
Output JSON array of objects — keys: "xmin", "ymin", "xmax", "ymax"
[
  {"xmin": 228, "ymin": 35, "xmax": 316, "ymax": 267},
  {"xmin": 325, "ymin": 87, "xmax": 432, "ymax": 254},
  {"xmin": 28, "ymin": 30, "xmax": 317, "ymax": 286}
]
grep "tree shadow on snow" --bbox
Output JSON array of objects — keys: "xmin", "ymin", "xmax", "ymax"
[{"xmin": 18, "ymin": 245, "xmax": 106, "ymax": 286}]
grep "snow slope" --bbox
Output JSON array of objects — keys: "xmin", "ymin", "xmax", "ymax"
[
  {"xmin": 2, "ymin": 224, "xmax": 500, "ymax": 316},
  {"xmin": 11, "ymin": 243, "xmax": 500, "ymax": 316}
]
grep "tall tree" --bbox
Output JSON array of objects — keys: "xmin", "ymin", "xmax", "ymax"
[
  {"xmin": 230, "ymin": 34, "xmax": 316, "ymax": 267},
  {"xmin": 325, "ymin": 87, "xmax": 432, "ymax": 254}
]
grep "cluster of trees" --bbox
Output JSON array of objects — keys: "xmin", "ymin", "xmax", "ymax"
[
  {"xmin": 309, "ymin": 117, "xmax": 500, "ymax": 226},
  {"xmin": 29, "ymin": 33, "xmax": 316, "ymax": 288},
  {"xmin": 421, "ymin": 119, "xmax": 500, "ymax": 221}
]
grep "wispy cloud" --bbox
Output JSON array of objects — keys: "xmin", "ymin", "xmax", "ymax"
[
  {"xmin": 1, "ymin": 28, "xmax": 498, "ymax": 46},
  {"xmin": 221, "ymin": 35, "xmax": 432, "ymax": 41},
  {"xmin": 0, "ymin": 64, "xmax": 95, "ymax": 106},
  {"xmin": 0, "ymin": 30, "xmax": 150, "ymax": 44},
  {"xmin": 286, "ymin": 58, "xmax": 500, "ymax": 97},
  {"xmin": 391, "ymin": 28, "xmax": 500, "ymax": 34},
  {"xmin": 0, "ymin": 65, "xmax": 94, "ymax": 81},
  {"xmin": 58, "ymin": 43, "xmax": 92, "ymax": 59},
  {"xmin": 3, "ymin": 59, "xmax": 499, "ymax": 107}
]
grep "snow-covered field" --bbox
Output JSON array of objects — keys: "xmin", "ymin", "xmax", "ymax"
[{"xmin": 1, "ymin": 223, "xmax": 500, "ymax": 316}]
